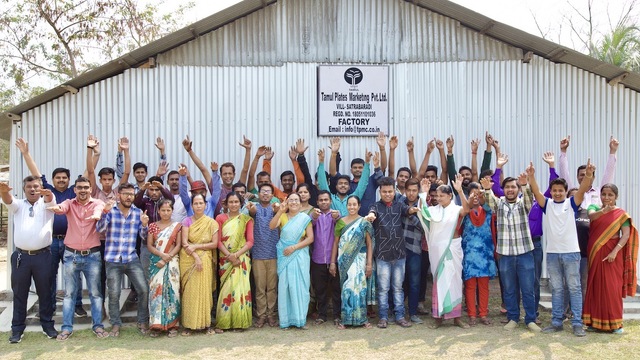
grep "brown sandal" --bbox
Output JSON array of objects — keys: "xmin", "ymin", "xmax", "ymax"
[
  {"xmin": 109, "ymin": 325, "xmax": 121, "ymax": 337},
  {"xmin": 480, "ymin": 317, "xmax": 492, "ymax": 325},
  {"xmin": 468, "ymin": 317, "xmax": 477, "ymax": 326}
]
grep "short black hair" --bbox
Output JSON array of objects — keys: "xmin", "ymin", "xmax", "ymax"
[
  {"xmin": 459, "ymin": 166, "xmax": 472, "ymax": 174},
  {"xmin": 257, "ymin": 171, "xmax": 270, "ymax": 178},
  {"xmin": 258, "ymin": 183, "xmax": 275, "ymax": 193},
  {"xmin": 168, "ymin": 170, "xmax": 180, "ymax": 178},
  {"xmin": 133, "ymin": 163, "xmax": 148, "ymax": 172},
  {"xmin": 550, "ymin": 178, "xmax": 568, "ymax": 191},
  {"xmin": 226, "ymin": 191, "xmax": 244, "ymax": 207},
  {"xmin": 335, "ymin": 175, "xmax": 351, "ymax": 183},
  {"xmin": 148, "ymin": 176, "xmax": 163, "ymax": 185},
  {"xmin": 118, "ymin": 183, "xmax": 135, "ymax": 192},
  {"xmin": 280, "ymin": 171, "xmax": 294, "ymax": 181},
  {"xmin": 191, "ymin": 193, "xmax": 206, "ymax": 204},
  {"xmin": 350, "ymin": 158, "xmax": 365, "ymax": 167},
  {"xmin": 98, "ymin": 167, "xmax": 115, "ymax": 177},
  {"xmin": 22, "ymin": 175, "xmax": 42, "ymax": 187},
  {"xmin": 501, "ymin": 177, "xmax": 518, "ymax": 188},
  {"xmin": 479, "ymin": 169, "xmax": 493, "ymax": 179},
  {"xmin": 75, "ymin": 176, "xmax": 91, "ymax": 185},
  {"xmin": 425, "ymin": 165, "xmax": 438, "ymax": 174},
  {"xmin": 378, "ymin": 176, "xmax": 395, "ymax": 187},
  {"xmin": 220, "ymin": 162, "xmax": 236, "ymax": 174},
  {"xmin": 397, "ymin": 167, "xmax": 412, "ymax": 178},
  {"xmin": 232, "ymin": 181, "xmax": 247, "ymax": 192},
  {"xmin": 317, "ymin": 190, "xmax": 331, "ymax": 199},
  {"xmin": 52, "ymin": 168, "xmax": 70, "ymax": 179}
]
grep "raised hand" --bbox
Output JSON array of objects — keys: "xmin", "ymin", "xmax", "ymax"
[
  {"xmin": 406, "ymin": 137, "xmax": 414, "ymax": 152},
  {"xmin": 470, "ymin": 138, "xmax": 480, "ymax": 154},
  {"xmin": 609, "ymin": 135, "xmax": 619, "ymax": 153},
  {"xmin": 140, "ymin": 210, "xmax": 149, "ymax": 227},
  {"xmin": 373, "ymin": 151, "xmax": 380, "ymax": 168},
  {"xmin": 542, "ymin": 152, "xmax": 554, "ymax": 167},
  {"xmin": 151, "ymin": 180, "xmax": 163, "ymax": 189},
  {"xmin": 389, "ymin": 135, "xmax": 398, "ymax": 150},
  {"xmin": 585, "ymin": 158, "xmax": 596, "ymax": 177},
  {"xmin": 0, "ymin": 182, "xmax": 12, "ymax": 194},
  {"xmin": 446, "ymin": 135, "xmax": 454, "ymax": 153},
  {"xmin": 264, "ymin": 147, "xmax": 274, "ymax": 160},
  {"xmin": 329, "ymin": 137, "xmax": 341, "ymax": 153},
  {"xmin": 435, "ymin": 138, "xmax": 444, "ymax": 150},
  {"xmin": 479, "ymin": 177, "xmax": 492, "ymax": 190},
  {"xmin": 420, "ymin": 178, "xmax": 431, "ymax": 193},
  {"xmin": 295, "ymin": 138, "xmax": 308, "ymax": 155},
  {"xmin": 364, "ymin": 148, "xmax": 372, "ymax": 163},
  {"xmin": 182, "ymin": 135, "xmax": 192, "ymax": 152},
  {"xmin": 239, "ymin": 135, "xmax": 252, "ymax": 150},
  {"xmin": 15, "ymin": 138, "xmax": 28, "ymax": 154},
  {"xmin": 288, "ymin": 146, "xmax": 297, "ymax": 161},
  {"xmin": 38, "ymin": 188, "xmax": 53, "ymax": 197},
  {"xmin": 376, "ymin": 132, "xmax": 386, "ymax": 148},
  {"xmin": 255, "ymin": 145, "xmax": 267, "ymax": 158},
  {"xmin": 178, "ymin": 164, "xmax": 188, "ymax": 176},
  {"xmin": 155, "ymin": 137, "xmax": 165, "ymax": 152},
  {"xmin": 485, "ymin": 131, "xmax": 494, "ymax": 148},
  {"xmin": 87, "ymin": 135, "xmax": 99, "ymax": 149},
  {"xmin": 518, "ymin": 171, "xmax": 528, "ymax": 186},
  {"xmin": 497, "ymin": 153, "xmax": 509, "ymax": 168},
  {"xmin": 427, "ymin": 138, "xmax": 436, "ymax": 152},
  {"xmin": 103, "ymin": 199, "xmax": 116, "ymax": 213},
  {"xmin": 560, "ymin": 135, "xmax": 570, "ymax": 152},
  {"xmin": 156, "ymin": 160, "xmax": 169, "ymax": 177},
  {"xmin": 452, "ymin": 173, "xmax": 463, "ymax": 192},
  {"xmin": 141, "ymin": 182, "xmax": 151, "ymax": 191},
  {"xmin": 525, "ymin": 161, "xmax": 535, "ymax": 178},
  {"xmin": 210, "ymin": 161, "xmax": 219, "ymax": 172},
  {"xmin": 318, "ymin": 148, "xmax": 325, "ymax": 163}
]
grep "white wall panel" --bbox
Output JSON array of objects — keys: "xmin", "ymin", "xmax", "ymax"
[
  {"xmin": 157, "ymin": 0, "xmax": 522, "ymax": 66},
  {"xmin": 7, "ymin": 58, "xmax": 640, "ymax": 289}
]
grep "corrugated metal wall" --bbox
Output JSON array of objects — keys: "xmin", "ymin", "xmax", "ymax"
[
  {"xmin": 5, "ymin": 0, "xmax": 639, "ymax": 289},
  {"xmin": 157, "ymin": 0, "xmax": 522, "ymax": 66}
]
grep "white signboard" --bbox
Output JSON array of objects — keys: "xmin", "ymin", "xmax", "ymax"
[{"xmin": 317, "ymin": 65, "xmax": 389, "ymax": 136}]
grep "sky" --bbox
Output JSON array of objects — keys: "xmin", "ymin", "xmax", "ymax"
[{"xmin": 177, "ymin": 0, "xmax": 636, "ymax": 53}]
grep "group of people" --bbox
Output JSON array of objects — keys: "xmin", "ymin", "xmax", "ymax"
[{"xmin": 3, "ymin": 131, "xmax": 637, "ymax": 344}]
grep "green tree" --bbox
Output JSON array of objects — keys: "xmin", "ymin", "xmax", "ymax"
[
  {"xmin": 589, "ymin": 23, "xmax": 640, "ymax": 72},
  {"xmin": 0, "ymin": 0, "xmax": 193, "ymax": 107}
]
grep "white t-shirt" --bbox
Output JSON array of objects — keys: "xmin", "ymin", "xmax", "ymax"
[
  {"xmin": 542, "ymin": 197, "xmax": 580, "ymax": 253},
  {"xmin": 3, "ymin": 197, "xmax": 55, "ymax": 250},
  {"xmin": 171, "ymin": 193, "xmax": 187, "ymax": 223}
]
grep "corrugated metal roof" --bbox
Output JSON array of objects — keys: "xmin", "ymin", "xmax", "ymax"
[{"xmin": 2, "ymin": 0, "xmax": 639, "ymax": 138}]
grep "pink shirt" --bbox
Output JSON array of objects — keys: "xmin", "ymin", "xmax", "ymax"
[{"xmin": 59, "ymin": 197, "xmax": 105, "ymax": 250}]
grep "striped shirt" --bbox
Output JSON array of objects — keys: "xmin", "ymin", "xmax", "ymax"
[
  {"xmin": 401, "ymin": 196, "xmax": 424, "ymax": 255},
  {"xmin": 96, "ymin": 205, "xmax": 148, "ymax": 263},
  {"xmin": 485, "ymin": 184, "xmax": 534, "ymax": 256}
]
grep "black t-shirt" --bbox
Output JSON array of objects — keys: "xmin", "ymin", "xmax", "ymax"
[{"xmin": 574, "ymin": 207, "xmax": 590, "ymax": 258}]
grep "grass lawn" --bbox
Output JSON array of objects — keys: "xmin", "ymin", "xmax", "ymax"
[{"xmin": 0, "ymin": 311, "xmax": 637, "ymax": 360}]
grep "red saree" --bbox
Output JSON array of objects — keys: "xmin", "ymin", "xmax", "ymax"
[{"xmin": 582, "ymin": 208, "xmax": 638, "ymax": 330}]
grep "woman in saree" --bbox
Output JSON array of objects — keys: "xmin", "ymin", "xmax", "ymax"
[
  {"xmin": 269, "ymin": 193, "xmax": 314, "ymax": 329},
  {"xmin": 417, "ymin": 175, "xmax": 470, "ymax": 329},
  {"xmin": 583, "ymin": 183, "xmax": 638, "ymax": 334},
  {"xmin": 179, "ymin": 193, "xmax": 219, "ymax": 336},
  {"xmin": 460, "ymin": 182, "xmax": 496, "ymax": 326},
  {"xmin": 147, "ymin": 199, "xmax": 182, "ymax": 337},
  {"xmin": 329, "ymin": 196, "xmax": 374, "ymax": 329},
  {"xmin": 215, "ymin": 192, "xmax": 254, "ymax": 331}
]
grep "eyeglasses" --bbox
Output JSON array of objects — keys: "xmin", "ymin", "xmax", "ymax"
[
  {"xmin": 29, "ymin": 206, "xmax": 34, "ymax": 217},
  {"xmin": 288, "ymin": 199, "xmax": 300, "ymax": 203},
  {"xmin": 260, "ymin": 190, "xmax": 273, "ymax": 194}
]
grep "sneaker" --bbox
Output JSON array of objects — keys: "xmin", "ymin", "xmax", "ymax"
[
  {"xmin": 74, "ymin": 305, "xmax": 87, "ymax": 318},
  {"xmin": 542, "ymin": 325, "xmax": 563, "ymax": 334},
  {"xmin": 527, "ymin": 322, "xmax": 542, "ymax": 332},
  {"xmin": 573, "ymin": 325, "xmax": 586, "ymax": 337},
  {"xmin": 410, "ymin": 315, "xmax": 424, "ymax": 324},
  {"xmin": 43, "ymin": 328, "xmax": 59, "ymax": 339},
  {"xmin": 503, "ymin": 320, "xmax": 518, "ymax": 330},
  {"xmin": 9, "ymin": 332, "xmax": 23, "ymax": 344},
  {"xmin": 396, "ymin": 318, "xmax": 412, "ymax": 328}
]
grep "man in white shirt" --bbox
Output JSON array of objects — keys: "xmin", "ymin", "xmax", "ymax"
[{"xmin": 1, "ymin": 177, "xmax": 58, "ymax": 343}]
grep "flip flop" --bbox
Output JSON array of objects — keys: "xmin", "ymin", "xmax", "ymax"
[
  {"xmin": 480, "ymin": 317, "xmax": 492, "ymax": 325},
  {"xmin": 93, "ymin": 328, "xmax": 110, "ymax": 339},
  {"xmin": 336, "ymin": 323, "xmax": 346, "ymax": 330},
  {"xmin": 168, "ymin": 329, "xmax": 179, "ymax": 338},
  {"xmin": 109, "ymin": 325, "xmax": 120, "ymax": 337},
  {"xmin": 362, "ymin": 322, "xmax": 373, "ymax": 329},
  {"xmin": 56, "ymin": 330, "xmax": 73, "ymax": 342}
]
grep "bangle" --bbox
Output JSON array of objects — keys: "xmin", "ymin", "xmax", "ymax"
[
  {"xmin": 616, "ymin": 244, "xmax": 623, "ymax": 248},
  {"xmin": 471, "ymin": 152, "xmax": 477, "ymax": 155},
  {"xmin": 585, "ymin": 175, "xmax": 593, "ymax": 179}
]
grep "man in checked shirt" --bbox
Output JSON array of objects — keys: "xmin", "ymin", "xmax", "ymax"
[{"xmin": 96, "ymin": 182, "xmax": 150, "ymax": 337}]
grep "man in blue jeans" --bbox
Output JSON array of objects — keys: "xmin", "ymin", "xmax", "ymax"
[
  {"xmin": 97, "ymin": 183, "xmax": 151, "ymax": 337},
  {"xmin": 15, "ymin": 138, "xmax": 86, "ymax": 317},
  {"xmin": 365, "ymin": 177, "xmax": 419, "ymax": 329},
  {"xmin": 529, "ymin": 160, "xmax": 594, "ymax": 337},
  {"xmin": 482, "ymin": 168, "xmax": 541, "ymax": 332},
  {"xmin": 401, "ymin": 178, "xmax": 425, "ymax": 324}
]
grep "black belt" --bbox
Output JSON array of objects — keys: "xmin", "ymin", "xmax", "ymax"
[
  {"xmin": 65, "ymin": 246, "xmax": 101, "ymax": 256},
  {"xmin": 532, "ymin": 236, "xmax": 542, "ymax": 242},
  {"xmin": 17, "ymin": 246, "xmax": 50, "ymax": 255},
  {"xmin": 53, "ymin": 235, "xmax": 66, "ymax": 239}
]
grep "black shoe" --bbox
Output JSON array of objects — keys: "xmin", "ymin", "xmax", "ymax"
[
  {"xmin": 9, "ymin": 332, "xmax": 23, "ymax": 344},
  {"xmin": 43, "ymin": 328, "xmax": 59, "ymax": 339},
  {"xmin": 573, "ymin": 325, "xmax": 587, "ymax": 337},
  {"xmin": 75, "ymin": 305, "xmax": 87, "ymax": 318}
]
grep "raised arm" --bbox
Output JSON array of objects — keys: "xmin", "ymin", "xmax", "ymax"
[
  {"xmin": 375, "ymin": 132, "xmax": 388, "ymax": 174},
  {"xmin": 15, "ymin": 138, "xmax": 42, "ymax": 177},
  {"xmin": 541, "ymin": 151, "xmax": 558, "ymax": 197},
  {"xmin": 480, "ymin": 177, "xmax": 498, "ymax": 212},
  {"xmin": 269, "ymin": 203, "xmax": 287, "ymax": 229},
  {"xmin": 317, "ymin": 149, "xmax": 330, "ymax": 192},
  {"xmin": 519, "ymin": 171, "xmax": 533, "ymax": 213},
  {"xmin": 574, "ymin": 158, "xmax": 596, "ymax": 206},
  {"xmin": 480, "ymin": 132, "xmax": 494, "ymax": 174},
  {"xmin": 209, "ymin": 162, "xmax": 222, "ymax": 207},
  {"xmin": 178, "ymin": 164, "xmax": 193, "ymax": 215},
  {"xmin": 436, "ymin": 138, "xmax": 448, "ymax": 184},
  {"xmin": 117, "ymin": 137, "xmax": 131, "ymax": 186},
  {"xmin": 471, "ymin": 138, "xmax": 479, "ymax": 182},
  {"xmin": 452, "ymin": 174, "xmax": 470, "ymax": 216},
  {"xmin": 602, "ymin": 135, "xmax": 618, "ymax": 185},
  {"xmin": 236, "ymin": 135, "xmax": 252, "ymax": 185},
  {"xmin": 407, "ymin": 137, "xmax": 418, "ymax": 178},
  {"xmin": 558, "ymin": 135, "xmax": 573, "ymax": 188},
  {"xmin": 388, "ymin": 135, "xmax": 398, "ymax": 179},
  {"xmin": 526, "ymin": 161, "xmax": 546, "ymax": 207},
  {"xmin": 248, "ymin": 145, "xmax": 267, "ymax": 192},
  {"xmin": 328, "ymin": 137, "xmax": 340, "ymax": 177},
  {"xmin": 155, "ymin": 137, "xmax": 168, "ymax": 182},
  {"xmin": 351, "ymin": 150, "xmax": 372, "ymax": 199},
  {"xmin": 182, "ymin": 135, "xmax": 212, "ymax": 187},
  {"xmin": 418, "ymin": 138, "xmax": 435, "ymax": 179},
  {"xmin": 293, "ymin": 139, "xmax": 309, "ymax": 186},
  {"xmin": 86, "ymin": 135, "xmax": 99, "ymax": 192}
]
